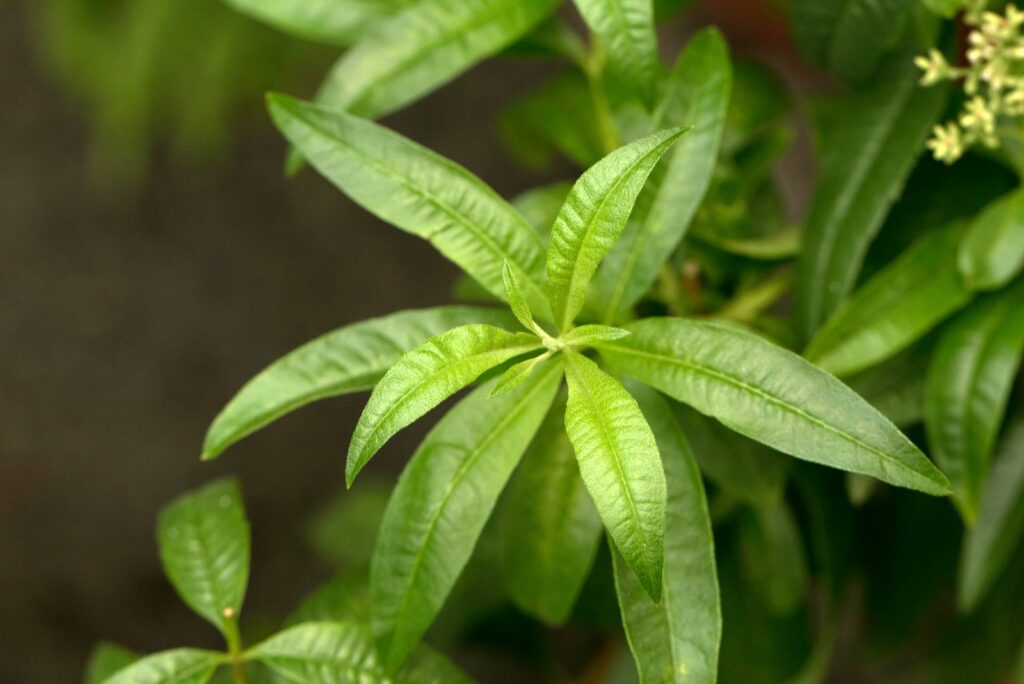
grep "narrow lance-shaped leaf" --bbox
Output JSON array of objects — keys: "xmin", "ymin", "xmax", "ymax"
[
  {"xmin": 596, "ymin": 318, "xmax": 951, "ymax": 495},
  {"xmin": 591, "ymin": 29, "xmax": 732, "ymax": 324},
  {"xmin": 371, "ymin": 360, "xmax": 562, "ymax": 670},
  {"xmin": 105, "ymin": 649, "xmax": 223, "ymax": 684},
  {"xmin": 222, "ymin": 0, "xmax": 413, "ymax": 46},
  {"xmin": 845, "ymin": 340, "xmax": 934, "ymax": 429},
  {"xmin": 267, "ymin": 95, "xmax": 550, "ymax": 317},
  {"xmin": 958, "ymin": 415, "xmax": 1024, "ymax": 611},
  {"xmin": 563, "ymin": 351, "xmax": 667, "ymax": 601},
  {"xmin": 546, "ymin": 128, "xmax": 686, "ymax": 331},
  {"xmin": 573, "ymin": 0, "xmax": 660, "ymax": 103},
  {"xmin": 347, "ymin": 324, "xmax": 543, "ymax": 485},
  {"xmin": 501, "ymin": 392, "xmax": 603, "ymax": 624},
  {"xmin": 796, "ymin": 53, "xmax": 948, "ymax": 341},
  {"xmin": 203, "ymin": 306, "xmax": 516, "ymax": 461},
  {"xmin": 925, "ymin": 280, "xmax": 1024, "ymax": 523},
  {"xmin": 513, "ymin": 182, "xmax": 572, "ymax": 234},
  {"xmin": 157, "ymin": 479, "xmax": 250, "ymax": 637},
  {"xmin": 805, "ymin": 222, "xmax": 972, "ymax": 377},
  {"xmin": 737, "ymin": 501, "xmax": 808, "ymax": 615},
  {"xmin": 563, "ymin": 324, "xmax": 631, "ymax": 347},
  {"xmin": 614, "ymin": 383, "xmax": 720, "ymax": 684},
  {"xmin": 959, "ymin": 189, "xmax": 1024, "ymax": 291}
]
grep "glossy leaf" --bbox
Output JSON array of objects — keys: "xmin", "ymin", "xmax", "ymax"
[
  {"xmin": 86, "ymin": 643, "xmax": 137, "ymax": 684},
  {"xmin": 313, "ymin": 0, "xmax": 562, "ymax": 119},
  {"xmin": 563, "ymin": 351, "xmax": 667, "ymax": 601},
  {"xmin": 738, "ymin": 501, "xmax": 808, "ymax": 615},
  {"xmin": 223, "ymin": 0, "xmax": 412, "ymax": 46},
  {"xmin": 959, "ymin": 189, "xmax": 1024, "ymax": 292},
  {"xmin": 805, "ymin": 222, "xmax": 971, "ymax": 377},
  {"xmin": 925, "ymin": 281, "xmax": 1024, "ymax": 522},
  {"xmin": 959, "ymin": 416, "xmax": 1024, "ymax": 610},
  {"xmin": 203, "ymin": 306, "xmax": 516, "ymax": 460},
  {"xmin": 614, "ymin": 384, "xmax": 720, "ymax": 684},
  {"xmin": 501, "ymin": 392, "xmax": 603, "ymax": 624},
  {"xmin": 347, "ymin": 324, "xmax": 542, "ymax": 485},
  {"xmin": 592, "ymin": 29, "xmax": 732, "ymax": 323},
  {"xmin": 573, "ymin": 0, "xmax": 659, "ymax": 102},
  {"xmin": 596, "ymin": 318, "xmax": 951, "ymax": 495},
  {"xmin": 105, "ymin": 649, "xmax": 223, "ymax": 684},
  {"xmin": 371, "ymin": 360, "xmax": 562, "ymax": 669},
  {"xmin": 267, "ymin": 95, "xmax": 550, "ymax": 316},
  {"xmin": 796, "ymin": 54, "xmax": 947, "ymax": 340},
  {"xmin": 157, "ymin": 479, "xmax": 250, "ymax": 636},
  {"xmin": 546, "ymin": 128, "xmax": 685, "ymax": 331}
]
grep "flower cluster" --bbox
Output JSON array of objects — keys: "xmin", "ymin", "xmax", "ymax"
[{"xmin": 916, "ymin": 1, "xmax": 1024, "ymax": 163}]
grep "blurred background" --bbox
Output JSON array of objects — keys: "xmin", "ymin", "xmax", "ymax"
[{"xmin": 0, "ymin": 0, "xmax": 808, "ymax": 680}]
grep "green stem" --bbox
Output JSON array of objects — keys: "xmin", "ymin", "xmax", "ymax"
[
  {"xmin": 224, "ymin": 615, "xmax": 247, "ymax": 684},
  {"xmin": 583, "ymin": 41, "xmax": 621, "ymax": 155}
]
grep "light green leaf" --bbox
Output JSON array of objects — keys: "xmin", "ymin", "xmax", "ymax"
[
  {"xmin": 959, "ymin": 189, "xmax": 1024, "ymax": 292},
  {"xmin": 591, "ymin": 29, "xmax": 732, "ymax": 324},
  {"xmin": 222, "ymin": 0, "xmax": 412, "ymax": 46},
  {"xmin": 285, "ymin": 574, "xmax": 369, "ymax": 627},
  {"xmin": 563, "ymin": 351, "xmax": 667, "ymax": 601},
  {"xmin": 371, "ymin": 360, "xmax": 562, "ymax": 669},
  {"xmin": 501, "ymin": 392, "xmax": 603, "ymax": 624},
  {"xmin": 502, "ymin": 262, "xmax": 541, "ymax": 335},
  {"xmin": 157, "ymin": 479, "xmax": 250, "ymax": 637},
  {"xmin": 104, "ymin": 649, "xmax": 223, "ymax": 684},
  {"xmin": 573, "ymin": 0, "xmax": 659, "ymax": 103},
  {"xmin": 737, "ymin": 501, "xmax": 808, "ymax": 615},
  {"xmin": 796, "ymin": 54, "xmax": 948, "ymax": 341},
  {"xmin": 249, "ymin": 622, "xmax": 472, "ymax": 683},
  {"xmin": 693, "ymin": 227, "xmax": 801, "ymax": 261},
  {"xmin": 563, "ymin": 324, "xmax": 631, "ymax": 347},
  {"xmin": 596, "ymin": 318, "xmax": 951, "ymax": 495},
  {"xmin": 86, "ymin": 642, "xmax": 138, "ymax": 684},
  {"xmin": 959, "ymin": 415, "xmax": 1024, "ymax": 611},
  {"xmin": 203, "ymin": 306, "xmax": 516, "ymax": 460},
  {"xmin": 267, "ymin": 95, "xmax": 550, "ymax": 316},
  {"xmin": 490, "ymin": 352, "xmax": 553, "ymax": 397},
  {"xmin": 805, "ymin": 222, "xmax": 972, "ymax": 377},
  {"xmin": 845, "ymin": 342, "xmax": 932, "ymax": 428},
  {"xmin": 347, "ymin": 324, "xmax": 542, "ymax": 485},
  {"xmin": 313, "ymin": 0, "xmax": 562, "ymax": 119},
  {"xmin": 512, "ymin": 182, "xmax": 572, "ymax": 233},
  {"xmin": 546, "ymin": 128, "xmax": 686, "ymax": 331},
  {"xmin": 614, "ymin": 384, "xmax": 720, "ymax": 684},
  {"xmin": 925, "ymin": 280, "xmax": 1024, "ymax": 522}
]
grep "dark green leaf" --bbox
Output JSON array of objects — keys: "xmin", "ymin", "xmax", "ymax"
[
  {"xmin": 86, "ymin": 642, "xmax": 138, "ymax": 684},
  {"xmin": 959, "ymin": 189, "xmax": 1024, "ymax": 292},
  {"xmin": 845, "ymin": 341, "xmax": 933, "ymax": 428},
  {"xmin": 104, "ymin": 650, "xmax": 223, "ymax": 684},
  {"xmin": 285, "ymin": 574, "xmax": 369, "ymax": 627},
  {"xmin": 223, "ymin": 0, "xmax": 412, "ymax": 46},
  {"xmin": 737, "ymin": 501, "xmax": 808, "ymax": 615},
  {"xmin": 573, "ymin": 0, "xmax": 659, "ymax": 103}
]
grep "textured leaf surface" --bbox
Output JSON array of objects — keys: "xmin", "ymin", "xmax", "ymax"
[
  {"xmin": 371, "ymin": 361, "xmax": 562, "ymax": 669},
  {"xmin": 347, "ymin": 324, "xmax": 542, "ymax": 484},
  {"xmin": 805, "ymin": 222, "xmax": 971, "ymax": 377},
  {"xmin": 926, "ymin": 281, "xmax": 1024, "ymax": 522},
  {"xmin": 564, "ymin": 352, "xmax": 666, "ymax": 601},
  {"xmin": 959, "ymin": 189, "xmax": 1024, "ymax": 291},
  {"xmin": 501, "ymin": 392, "xmax": 602, "ymax": 624},
  {"xmin": 614, "ymin": 384, "xmax": 720, "ymax": 684},
  {"xmin": 158, "ymin": 479, "xmax": 250, "ymax": 636},
  {"xmin": 596, "ymin": 318, "xmax": 951, "ymax": 495},
  {"xmin": 573, "ymin": 0, "xmax": 659, "ymax": 102},
  {"xmin": 592, "ymin": 29, "xmax": 731, "ymax": 323},
  {"xmin": 314, "ymin": 0, "xmax": 562, "ymax": 119},
  {"xmin": 546, "ymin": 128, "xmax": 685, "ymax": 331},
  {"xmin": 223, "ymin": 0, "xmax": 412, "ymax": 45},
  {"xmin": 268, "ymin": 95, "xmax": 549, "ymax": 315},
  {"xmin": 959, "ymin": 416, "xmax": 1024, "ymax": 610},
  {"xmin": 203, "ymin": 306, "xmax": 515, "ymax": 460},
  {"xmin": 105, "ymin": 649, "xmax": 222, "ymax": 684},
  {"xmin": 796, "ymin": 54, "xmax": 947, "ymax": 340},
  {"xmin": 563, "ymin": 324, "xmax": 631, "ymax": 347},
  {"xmin": 86, "ymin": 643, "xmax": 138, "ymax": 684}
]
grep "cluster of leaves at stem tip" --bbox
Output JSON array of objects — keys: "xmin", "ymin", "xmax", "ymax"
[{"xmin": 89, "ymin": 0, "xmax": 1024, "ymax": 682}]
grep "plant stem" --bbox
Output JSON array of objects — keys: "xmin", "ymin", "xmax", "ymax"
[
  {"xmin": 224, "ymin": 614, "xmax": 247, "ymax": 684},
  {"xmin": 583, "ymin": 41, "xmax": 621, "ymax": 155}
]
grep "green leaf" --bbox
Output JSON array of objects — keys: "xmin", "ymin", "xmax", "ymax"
[
  {"xmin": 104, "ymin": 649, "xmax": 223, "ymax": 684},
  {"xmin": 501, "ymin": 392, "xmax": 603, "ymax": 624},
  {"xmin": 222, "ymin": 0, "xmax": 412, "ymax": 46},
  {"xmin": 795, "ymin": 53, "xmax": 948, "ymax": 341},
  {"xmin": 925, "ymin": 281, "xmax": 1024, "ymax": 522},
  {"xmin": 347, "ymin": 324, "xmax": 542, "ymax": 485},
  {"xmin": 959, "ymin": 415, "xmax": 1024, "ymax": 611},
  {"xmin": 285, "ymin": 574, "xmax": 369, "ymax": 627},
  {"xmin": 371, "ymin": 360, "xmax": 562, "ymax": 669},
  {"xmin": 249, "ymin": 622, "xmax": 472, "ymax": 683},
  {"xmin": 563, "ymin": 351, "xmax": 667, "ymax": 601},
  {"xmin": 573, "ymin": 0, "xmax": 659, "ymax": 103},
  {"xmin": 267, "ymin": 95, "xmax": 550, "ymax": 316},
  {"xmin": 86, "ymin": 642, "xmax": 138, "ymax": 684},
  {"xmin": 157, "ymin": 479, "xmax": 250, "ymax": 637},
  {"xmin": 920, "ymin": 0, "xmax": 967, "ymax": 18},
  {"xmin": 591, "ymin": 29, "xmax": 732, "ymax": 324},
  {"xmin": 959, "ymin": 189, "xmax": 1024, "ymax": 292},
  {"xmin": 546, "ymin": 128, "xmax": 686, "ymax": 331},
  {"xmin": 613, "ymin": 384, "xmax": 720, "ymax": 684},
  {"xmin": 312, "ymin": 0, "xmax": 562, "ymax": 119},
  {"xmin": 805, "ymin": 222, "xmax": 972, "ymax": 377},
  {"xmin": 203, "ymin": 306, "xmax": 516, "ymax": 460},
  {"xmin": 563, "ymin": 324, "xmax": 631, "ymax": 347},
  {"xmin": 502, "ymin": 262, "xmax": 541, "ymax": 335},
  {"xmin": 737, "ymin": 501, "xmax": 808, "ymax": 615},
  {"xmin": 490, "ymin": 352, "xmax": 553, "ymax": 396},
  {"xmin": 595, "ymin": 318, "xmax": 952, "ymax": 495},
  {"xmin": 845, "ymin": 341, "xmax": 932, "ymax": 428},
  {"xmin": 512, "ymin": 182, "xmax": 572, "ymax": 233},
  {"xmin": 693, "ymin": 227, "xmax": 801, "ymax": 261}
]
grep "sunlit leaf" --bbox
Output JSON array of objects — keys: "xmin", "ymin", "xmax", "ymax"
[
  {"xmin": 104, "ymin": 649, "xmax": 223, "ymax": 684},
  {"xmin": 573, "ymin": 0, "xmax": 659, "ymax": 103}
]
